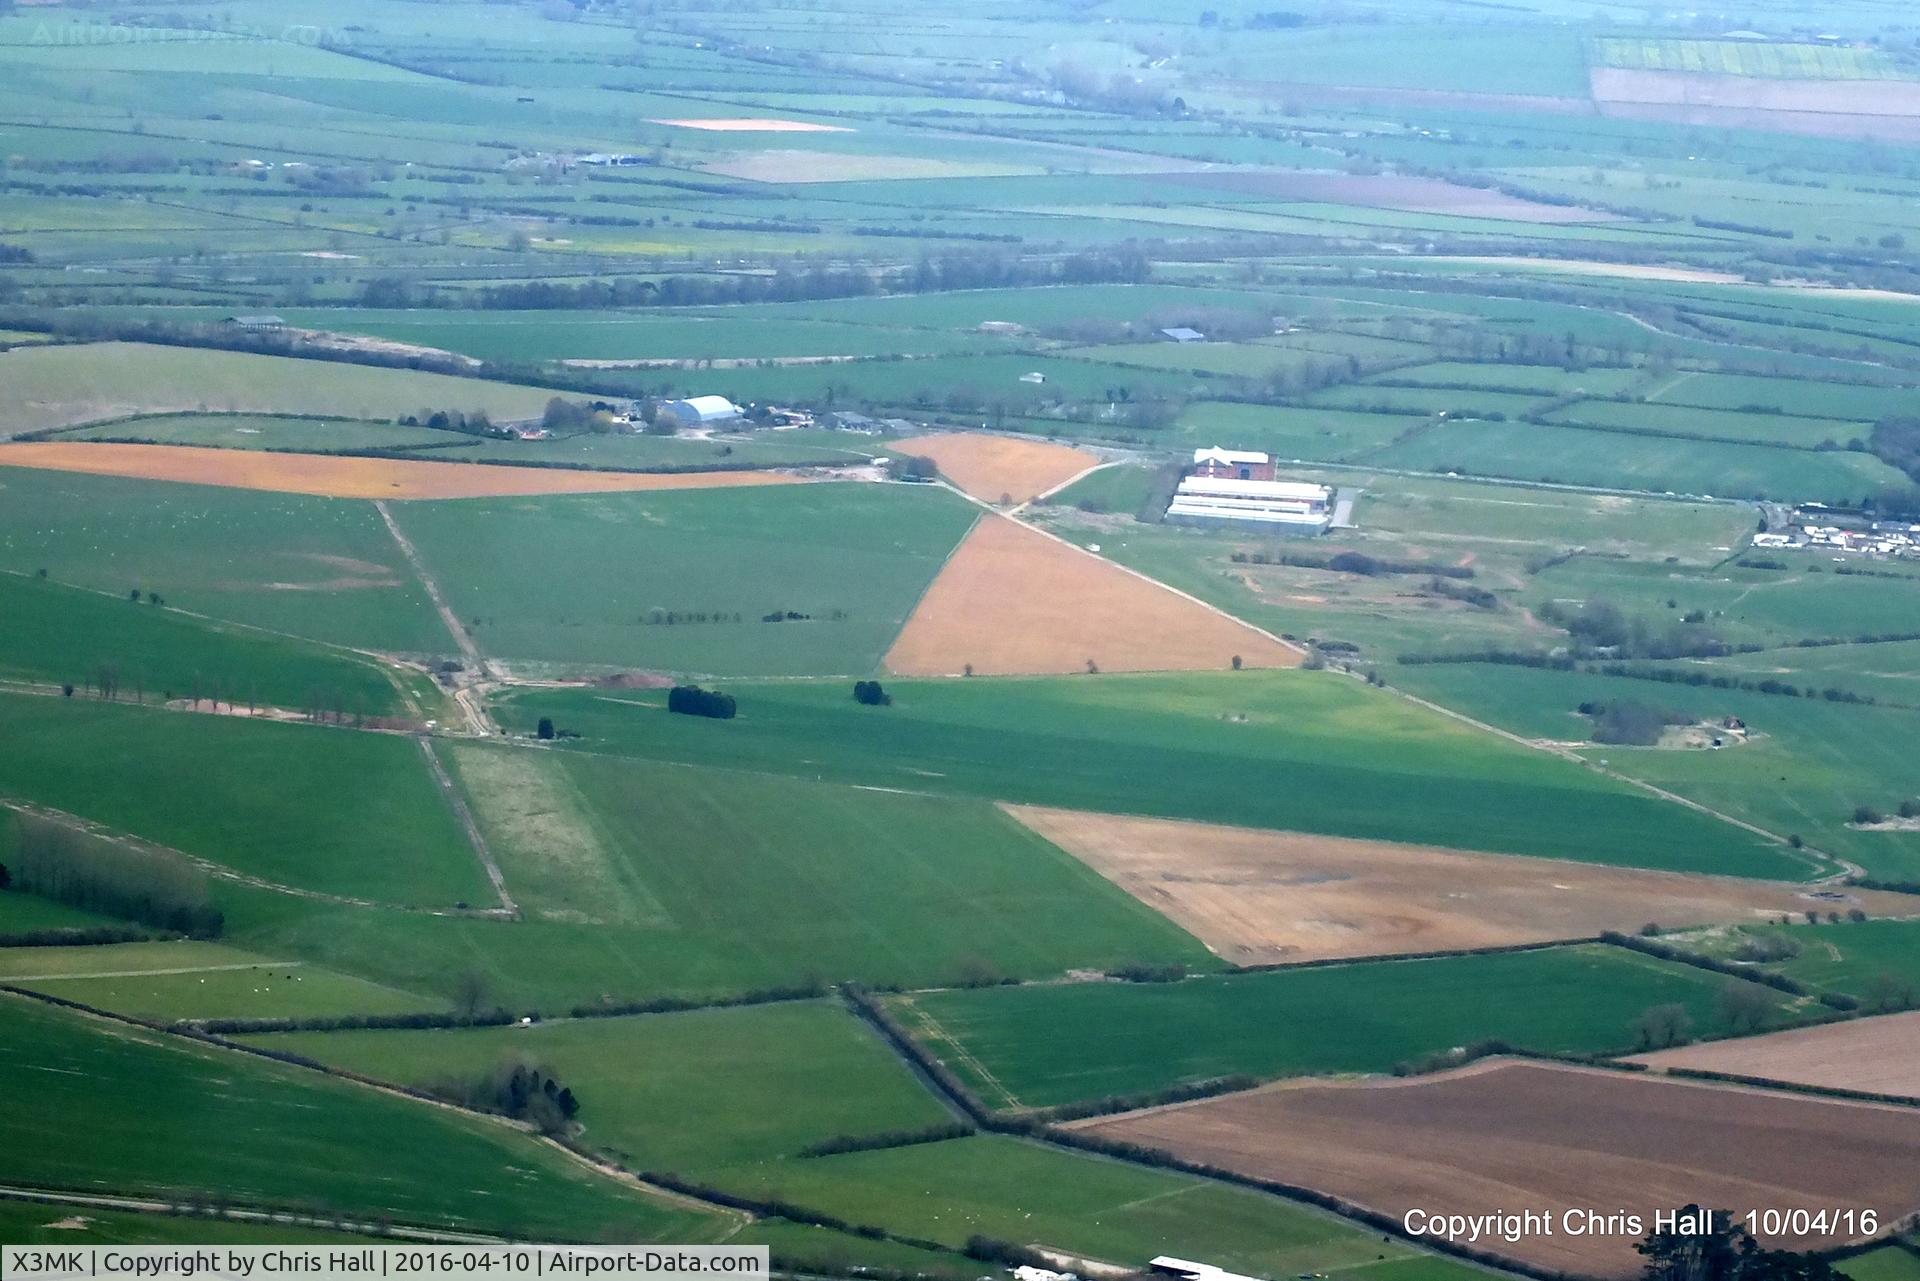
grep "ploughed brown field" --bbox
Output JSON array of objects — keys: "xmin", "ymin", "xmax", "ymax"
[
  {"xmin": 883, "ymin": 515, "xmax": 1299, "ymax": 677},
  {"xmin": 1632, "ymin": 1011, "xmax": 1920, "ymax": 1098},
  {"xmin": 1075, "ymin": 1060, "xmax": 1920, "ymax": 1278},
  {"xmin": 0, "ymin": 442, "xmax": 805, "ymax": 500},
  {"xmin": 1000, "ymin": 806, "xmax": 1914, "ymax": 965},
  {"xmin": 893, "ymin": 432, "xmax": 1098, "ymax": 505}
]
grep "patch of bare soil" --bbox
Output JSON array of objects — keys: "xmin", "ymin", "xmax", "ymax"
[
  {"xmin": 884, "ymin": 516, "xmax": 1298, "ymax": 677},
  {"xmin": 1632, "ymin": 1010, "xmax": 1920, "ymax": 1097},
  {"xmin": 1003, "ymin": 805, "xmax": 1912, "ymax": 965},
  {"xmin": 1075, "ymin": 1060, "xmax": 1920, "ymax": 1278}
]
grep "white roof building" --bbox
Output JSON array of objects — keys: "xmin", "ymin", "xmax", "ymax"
[
  {"xmin": 1151, "ymin": 1257, "xmax": 1268, "ymax": 1281},
  {"xmin": 1166, "ymin": 475, "xmax": 1332, "ymax": 531},
  {"xmin": 661, "ymin": 395, "xmax": 743, "ymax": 424}
]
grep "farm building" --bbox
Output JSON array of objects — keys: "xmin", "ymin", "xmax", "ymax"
[
  {"xmin": 661, "ymin": 395, "xmax": 744, "ymax": 426},
  {"xmin": 1192, "ymin": 447, "xmax": 1275, "ymax": 482},
  {"xmin": 224, "ymin": 314, "xmax": 286, "ymax": 329},
  {"xmin": 1149, "ymin": 1258, "xmax": 1262, "ymax": 1281},
  {"xmin": 1175, "ymin": 448, "xmax": 1332, "ymax": 532},
  {"xmin": 1160, "ymin": 326, "xmax": 1207, "ymax": 343}
]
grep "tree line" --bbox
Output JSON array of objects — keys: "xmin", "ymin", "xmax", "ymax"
[{"xmin": 2, "ymin": 812, "xmax": 222, "ymax": 937}]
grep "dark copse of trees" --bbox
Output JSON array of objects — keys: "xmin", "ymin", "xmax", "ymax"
[
  {"xmin": 1581, "ymin": 700, "xmax": 1693, "ymax": 746},
  {"xmin": 798, "ymin": 1121, "xmax": 972, "ymax": 1159},
  {"xmin": 1231, "ymin": 548, "xmax": 1475, "ymax": 579},
  {"xmin": 5, "ymin": 813, "xmax": 222, "ymax": 937},
  {"xmin": 852, "ymin": 680, "xmax": 892, "ymax": 707},
  {"xmin": 536, "ymin": 717, "xmax": 556, "ymax": 741},
  {"xmin": 423, "ymin": 1057, "xmax": 578, "ymax": 1135},
  {"xmin": 1539, "ymin": 600, "xmax": 1730, "ymax": 660},
  {"xmin": 885, "ymin": 454, "xmax": 939, "ymax": 483},
  {"xmin": 1635, "ymin": 1207, "xmax": 1839, "ymax": 1281},
  {"xmin": 667, "ymin": 685, "xmax": 736, "ymax": 720}
]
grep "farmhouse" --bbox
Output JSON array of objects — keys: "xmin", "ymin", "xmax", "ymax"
[
  {"xmin": 661, "ymin": 395, "xmax": 744, "ymax": 426},
  {"xmin": 1192, "ymin": 447, "xmax": 1275, "ymax": 482}
]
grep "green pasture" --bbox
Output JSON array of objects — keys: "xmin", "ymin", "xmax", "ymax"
[
  {"xmin": 1173, "ymin": 401, "xmax": 1415, "ymax": 460},
  {"xmin": 246, "ymin": 1000, "xmax": 950, "ymax": 1173},
  {"xmin": 0, "ymin": 469, "xmax": 450, "ymax": 654},
  {"xmin": 0, "ymin": 995, "xmax": 722, "ymax": 1240},
  {"xmin": 1531, "ymin": 556, "xmax": 1920, "ymax": 647},
  {"xmin": 1377, "ymin": 419, "xmax": 1904, "ymax": 503},
  {"xmin": 1680, "ymin": 920, "xmax": 1920, "ymax": 1004},
  {"xmin": 388, "ymin": 482, "xmax": 978, "ymax": 677},
  {"xmin": 440, "ymin": 743, "xmax": 1209, "ymax": 992},
  {"xmin": 1385, "ymin": 663, "xmax": 1920, "ymax": 880},
  {"xmin": 0, "ymin": 695, "xmax": 487, "ymax": 906},
  {"xmin": 711, "ymin": 1134, "xmax": 1482, "ymax": 1281},
  {"xmin": 1837, "ymin": 1243, "xmax": 1920, "ymax": 1281},
  {"xmin": 0, "ymin": 1201, "xmax": 366, "ymax": 1246},
  {"xmin": 490, "ymin": 671, "xmax": 1802, "ymax": 878},
  {"xmin": 892, "ymin": 945, "xmax": 1802, "ymax": 1109},
  {"xmin": 1643, "ymin": 371, "xmax": 1919, "ymax": 421},
  {"xmin": 0, "ymin": 573, "xmax": 406, "ymax": 716},
  {"xmin": 1550, "ymin": 400, "xmax": 1866, "ymax": 448},
  {"xmin": 0, "ymin": 343, "xmax": 562, "ymax": 434},
  {"xmin": 1307, "ymin": 385, "xmax": 1547, "ymax": 419},
  {"xmin": 63, "ymin": 414, "xmax": 468, "ymax": 453},
  {"xmin": 1379, "ymin": 362, "xmax": 1645, "ymax": 396},
  {"xmin": 1046, "ymin": 464, "xmax": 1159, "ymax": 514},
  {"xmin": 0, "ymin": 939, "xmax": 431, "ymax": 1023}
]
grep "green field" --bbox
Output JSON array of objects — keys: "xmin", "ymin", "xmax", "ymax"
[
  {"xmin": 0, "ymin": 1201, "xmax": 369, "ymax": 1246},
  {"xmin": 0, "ymin": 573, "xmax": 408, "ymax": 716},
  {"xmin": 64, "ymin": 414, "xmax": 472, "ymax": 453},
  {"xmin": 1550, "ymin": 399, "xmax": 1866, "ymax": 448},
  {"xmin": 0, "ymin": 995, "xmax": 725, "ymax": 1239},
  {"xmin": 1592, "ymin": 38, "xmax": 1907, "ymax": 80},
  {"xmin": 247, "ymin": 1000, "xmax": 951, "ymax": 1173},
  {"xmin": 0, "ymin": 469, "xmax": 450, "ymax": 654},
  {"xmin": 491, "ymin": 671, "xmax": 1805, "ymax": 879},
  {"xmin": 1678, "ymin": 921, "xmax": 1920, "ymax": 1006},
  {"xmin": 440, "ymin": 743, "xmax": 1210, "ymax": 991},
  {"xmin": 1837, "ymin": 1242, "xmax": 1920, "ymax": 1281},
  {"xmin": 0, "ymin": 343, "xmax": 564, "ymax": 433},
  {"xmin": 711, "ymin": 1134, "xmax": 1488, "ymax": 1281},
  {"xmin": 0, "ymin": 695, "xmax": 486, "ymax": 906},
  {"xmin": 0, "ymin": 940, "xmax": 433, "ymax": 1022},
  {"xmin": 1378, "ymin": 418, "xmax": 1905, "ymax": 503},
  {"xmin": 1173, "ymin": 401, "xmax": 1415, "ymax": 460},
  {"xmin": 892, "ymin": 945, "xmax": 1802, "ymax": 1109},
  {"xmin": 389, "ymin": 483, "xmax": 979, "ymax": 676},
  {"xmin": 1386, "ymin": 663, "xmax": 1920, "ymax": 880}
]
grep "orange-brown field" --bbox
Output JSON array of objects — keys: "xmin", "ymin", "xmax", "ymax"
[
  {"xmin": 0, "ymin": 443, "xmax": 805, "ymax": 501},
  {"xmin": 1000, "ymin": 806, "xmax": 1911, "ymax": 965},
  {"xmin": 1076, "ymin": 1060, "xmax": 1920, "ymax": 1277},
  {"xmin": 883, "ymin": 515, "xmax": 1299, "ymax": 677},
  {"xmin": 894, "ymin": 433, "xmax": 1099, "ymax": 505},
  {"xmin": 650, "ymin": 117, "xmax": 853, "ymax": 132},
  {"xmin": 1633, "ymin": 1011, "xmax": 1920, "ymax": 1098}
]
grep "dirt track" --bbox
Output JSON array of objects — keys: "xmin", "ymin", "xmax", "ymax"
[
  {"xmin": 0, "ymin": 443, "xmax": 804, "ymax": 500},
  {"xmin": 883, "ymin": 515, "xmax": 1298, "ymax": 677},
  {"xmin": 1633, "ymin": 1011, "xmax": 1920, "ymax": 1097},
  {"xmin": 1002, "ymin": 806, "xmax": 1913, "ymax": 965},
  {"xmin": 1076, "ymin": 1060, "xmax": 1920, "ymax": 1278},
  {"xmin": 895, "ymin": 433, "xmax": 1098, "ymax": 505}
]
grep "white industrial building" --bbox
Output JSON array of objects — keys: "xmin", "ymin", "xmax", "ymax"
[
  {"xmin": 660, "ymin": 395, "xmax": 744, "ymax": 426},
  {"xmin": 1165, "ymin": 474, "xmax": 1333, "ymax": 532}
]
